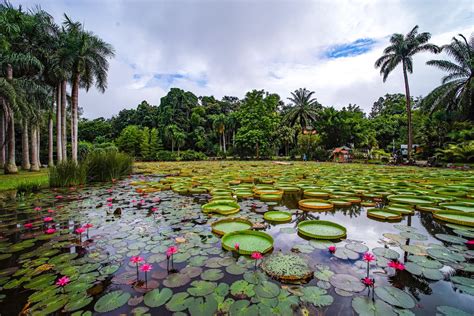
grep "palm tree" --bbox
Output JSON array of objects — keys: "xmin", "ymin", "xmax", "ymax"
[
  {"xmin": 61, "ymin": 15, "xmax": 114, "ymax": 162},
  {"xmin": 423, "ymin": 34, "xmax": 473, "ymax": 119},
  {"xmin": 283, "ymin": 88, "xmax": 321, "ymax": 129},
  {"xmin": 375, "ymin": 25, "xmax": 439, "ymax": 159},
  {"xmin": 211, "ymin": 114, "xmax": 226, "ymax": 153}
]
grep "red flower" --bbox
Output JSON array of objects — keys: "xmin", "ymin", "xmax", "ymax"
[
  {"xmin": 47, "ymin": 209, "xmax": 55, "ymax": 213},
  {"xmin": 328, "ymin": 246, "xmax": 336, "ymax": 253},
  {"xmin": 140, "ymin": 263, "xmax": 153, "ymax": 272},
  {"xmin": 466, "ymin": 240, "xmax": 474, "ymax": 245},
  {"xmin": 106, "ymin": 197, "xmax": 113, "ymax": 202},
  {"xmin": 167, "ymin": 246, "xmax": 178, "ymax": 255},
  {"xmin": 363, "ymin": 252, "xmax": 376, "ymax": 262},
  {"xmin": 388, "ymin": 261, "xmax": 405, "ymax": 270},
  {"xmin": 251, "ymin": 252, "xmax": 263, "ymax": 260},
  {"xmin": 75, "ymin": 227, "xmax": 86, "ymax": 234},
  {"xmin": 56, "ymin": 276, "xmax": 70, "ymax": 286},
  {"xmin": 44, "ymin": 217, "xmax": 53, "ymax": 222},
  {"xmin": 55, "ymin": 195, "xmax": 63, "ymax": 199},
  {"xmin": 34, "ymin": 207, "xmax": 41, "ymax": 211},
  {"xmin": 45, "ymin": 228, "xmax": 56, "ymax": 234},
  {"xmin": 362, "ymin": 277, "xmax": 374, "ymax": 286},
  {"xmin": 83, "ymin": 223, "xmax": 93, "ymax": 229},
  {"xmin": 24, "ymin": 223, "xmax": 33, "ymax": 229},
  {"xmin": 130, "ymin": 256, "xmax": 144, "ymax": 264},
  {"xmin": 107, "ymin": 203, "xmax": 113, "ymax": 207},
  {"xmin": 234, "ymin": 243, "xmax": 240, "ymax": 250},
  {"xmin": 151, "ymin": 207, "xmax": 158, "ymax": 212}
]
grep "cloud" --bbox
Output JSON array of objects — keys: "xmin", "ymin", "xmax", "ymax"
[{"xmin": 17, "ymin": 0, "xmax": 474, "ymax": 117}]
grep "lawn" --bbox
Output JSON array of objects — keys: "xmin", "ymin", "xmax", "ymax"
[{"xmin": 0, "ymin": 169, "xmax": 49, "ymax": 191}]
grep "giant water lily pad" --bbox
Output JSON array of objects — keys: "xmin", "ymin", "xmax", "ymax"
[
  {"xmin": 352, "ymin": 296, "xmax": 396, "ymax": 316},
  {"xmin": 260, "ymin": 252, "xmax": 313, "ymax": 283},
  {"xmin": 263, "ymin": 211, "xmax": 292, "ymax": 222},
  {"xmin": 202, "ymin": 201, "xmax": 240, "ymax": 215},
  {"xmin": 439, "ymin": 202, "xmax": 474, "ymax": 213},
  {"xmin": 211, "ymin": 218, "xmax": 252, "ymax": 236},
  {"xmin": 221, "ymin": 230, "xmax": 273, "ymax": 254},
  {"xmin": 298, "ymin": 220, "xmax": 346, "ymax": 240},
  {"xmin": 367, "ymin": 209, "xmax": 402, "ymax": 221},
  {"xmin": 298, "ymin": 199, "xmax": 334, "ymax": 210},
  {"xmin": 94, "ymin": 290, "xmax": 131, "ymax": 313},
  {"xmin": 387, "ymin": 195, "xmax": 434, "ymax": 206},
  {"xmin": 433, "ymin": 211, "xmax": 474, "ymax": 227},
  {"xmin": 374, "ymin": 286, "xmax": 415, "ymax": 309}
]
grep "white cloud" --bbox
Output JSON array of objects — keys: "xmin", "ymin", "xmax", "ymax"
[{"xmin": 16, "ymin": 0, "xmax": 474, "ymax": 117}]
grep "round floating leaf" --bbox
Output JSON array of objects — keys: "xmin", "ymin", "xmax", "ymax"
[
  {"xmin": 436, "ymin": 305, "xmax": 471, "ymax": 316},
  {"xmin": 201, "ymin": 269, "xmax": 224, "ymax": 281},
  {"xmin": 64, "ymin": 294, "xmax": 93, "ymax": 312},
  {"xmin": 226, "ymin": 264, "xmax": 247, "ymax": 275},
  {"xmin": 435, "ymin": 234, "xmax": 467, "ymax": 244},
  {"xmin": 211, "ymin": 218, "xmax": 252, "ymax": 236},
  {"xmin": 181, "ymin": 266, "xmax": 203, "ymax": 278},
  {"xmin": 144, "ymin": 288, "xmax": 172, "ymax": 307},
  {"xmin": 187, "ymin": 281, "xmax": 217, "ymax": 296},
  {"xmin": 298, "ymin": 220, "xmax": 347, "ymax": 240},
  {"xmin": 315, "ymin": 266, "xmax": 334, "ymax": 282},
  {"xmin": 352, "ymin": 296, "xmax": 396, "ymax": 316},
  {"xmin": 400, "ymin": 232, "xmax": 427, "ymax": 241},
  {"xmin": 300, "ymin": 286, "xmax": 333, "ymax": 307},
  {"xmin": 427, "ymin": 247, "xmax": 465, "ymax": 263},
  {"xmin": 260, "ymin": 252, "xmax": 313, "ymax": 283},
  {"xmin": 221, "ymin": 231, "xmax": 273, "ymax": 254},
  {"xmin": 254, "ymin": 281, "xmax": 280, "ymax": 299},
  {"xmin": 404, "ymin": 262, "xmax": 443, "ymax": 280},
  {"xmin": 230, "ymin": 280, "xmax": 255, "ymax": 298},
  {"xmin": 229, "ymin": 300, "xmax": 259, "ymax": 316},
  {"xmin": 188, "ymin": 296, "xmax": 218, "ymax": 316},
  {"xmin": 329, "ymin": 274, "xmax": 365, "ymax": 292},
  {"xmin": 346, "ymin": 243, "xmax": 369, "ymax": 253},
  {"xmin": 334, "ymin": 248, "xmax": 359, "ymax": 260},
  {"xmin": 163, "ymin": 272, "xmax": 192, "ymax": 288},
  {"xmin": 408, "ymin": 255, "xmax": 442, "ymax": 269},
  {"xmin": 165, "ymin": 292, "xmax": 193, "ymax": 312},
  {"xmin": 374, "ymin": 286, "xmax": 415, "ymax": 309},
  {"xmin": 263, "ymin": 211, "xmax": 292, "ymax": 222},
  {"xmin": 94, "ymin": 290, "xmax": 131, "ymax": 313}
]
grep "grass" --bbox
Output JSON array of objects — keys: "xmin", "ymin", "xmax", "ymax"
[{"xmin": 0, "ymin": 169, "xmax": 49, "ymax": 192}]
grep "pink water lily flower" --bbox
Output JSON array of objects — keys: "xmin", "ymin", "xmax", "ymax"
[
  {"xmin": 167, "ymin": 246, "xmax": 178, "ymax": 256},
  {"xmin": 328, "ymin": 246, "xmax": 336, "ymax": 253},
  {"xmin": 251, "ymin": 252, "xmax": 263, "ymax": 260},
  {"xmin": 363, "ymin": 252, "xmax": 376, "ymax": 262},
  {"xmin": 56, "ymin": 276, "xmax": 70, "ymax": 286},
  {"xmin": 44, "ymin": 217, "xmax": 53, "ymax": 222},
  {"xmin": 151, "ymin": 207, "xmax": 158, "ymax": 212},
  {"xmin": 34, "ymin": 207, "xmax": 41, "ymax": 211},
  {"xmin": 388, "ymin": 261, "xmax": 405, "ymax": 270},
  {"xmin": 140, "ymin": 263, "xmax": 153, "ymax": 272},
  {"xmin": 466, "ymin": 240, "xmax": 474, "ymax": 245},
  {"xmin": 131, "ymin": 199, "xmax": 137, "ymax": 203},
  {"xmin": 24, "ymin": 223, "xmax": 33, "ymax": 229},
  {"xmin": 106, "ymin": 197, "xmax": 113, "ymax": 202},
  {"xmin": 234, "ymin": 243, "xmax": 240, "ymax": 250},
  {"xmin": 55, "ymin": 195, "xmax": 63, "ymax": 199},
  {"xmin": 83, "ymin": 223, "xmax": 93, "ymax": 229},
  {"xmin": 75, "ymin": 227, "xmax": 86, "ymax": 234},
  {"xmin": 107, "ymin": 189, "xmax": 113, "ymax": 193},
  {"xmin": 362, "ymin": 277, "xmax": 374, "ymax": 286},
  {"xmin": 45, "ymin": 228, "xmax": 56, "ymax": 234},
  {"xmin": 47, "ymin": 209, "xmax": 55, "ymax": 213},
  {"xmin": 107, "ymin": 203, "xmax": 113, "ymax": 207},
  {"xmin": 130, "ymin": 256, "xmax": 144, "ymax": 264}
]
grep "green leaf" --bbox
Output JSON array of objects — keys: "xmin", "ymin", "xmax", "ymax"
[
  {"xmin": 300, "ymin": 286, "xmax": 333, "ymax": 307},
  {"xmin": 187, "ymin": 280, "xmax": 218, "ymax": 297},
  {"xmin": 144, "ymin": 288, "xmax": 172, "ymax": 307},
  {"xmin": 374, "ymin": 286, "xmax": 415, "ymax": 309},
  {"xmin": 165, "ymin": 292, "xmax": 194, "ymax": 312},
  {"xmin": 230, "ymin": 280, "xmax": 255, "ymax": 298},
  {"xmin": 64, "ymin": 294, "xmax": 93, "ymax": 312},
  {"xmin": 94, "ymin": 290, "xmax": 131, "ymax": 313},
  {"xmin": 254, "ymin": 281, "xmax": 280, "ymax": 299},
  {"xmin": 188, "ymin": 295, "xmax": 218, "ymax": 316},
  {"xmin": 229, "ymin": 300, "xmax": 259, "ymax": 316},
  {"xmin": 201, "ymin": 269, "xmax": 224, "ymax": 281},
  {"xmin": 352, "ymin": 296, "xmax": 396, "ymax": 316},
  {"xmin": 330, "ymin": 274, "xmax": 365, "ymax": 292}
]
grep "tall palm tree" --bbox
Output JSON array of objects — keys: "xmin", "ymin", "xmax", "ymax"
[
  {"xmin": 283, "ymin": 88, "xmax": 321, "ymax": 129},
  {"xmin": 423, "ymin": 34, "xmax": 473, "ymax": 119},
  {"xmin": 375, "ymin": 25, "xmax": 439, "ymax": 159},
  {"xmin": 61, "ymin": 15, "xmax": 114, "ymax": 162}
]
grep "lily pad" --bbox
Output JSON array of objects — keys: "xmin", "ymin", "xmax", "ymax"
[
  {"xmin": 188, "ymin": 296, "xmax": 218, "ymax": 316},
  {"xmin": 144, "ymin": 288, "xmax": 173, "ymax": 307},
  {"xmin": 352, "ymin": 296, "xmax": 396, "ymax": 316},
  {"xmin": 211, "ymin": 218, "xmax": 252, "ymax": 236},
  {"xmin": 222, "ymin": 230, "xmax": 273, "ymax": 254},
  {"xmin": 94, "ymin": 290, "xmax": 131, "ymax": 313},
  {"xmin": 187, "ymin": 280, "xmax": 217, "ymax": 297},
  {"xmin": 165, "ymin": 292, "xmax": 194, "ymax": 312},
  {"xmin": 329, "ymin": 274, "xmax": 365, "ymax": 292},
  {"xmin": 374, "ymin": 286, "xmax": 415, "ymax": 309},
  {"xmin": 230, "ymin": 280, "xmax": 255, "ymax": 298},
  {"xmin": 298, "ymin": 220, "xmax": 347, "ymax": 240},
  {"xmin": 260, "ymin": 252, "xmax": 313, "ymax": 283},
  {"xmin": 201, "ymin": 269, "xmax": 224, "ymax": 281},
  {"xmin": 373, "ymin": 247, "xmax": 400, "ymax": 260},
  {"xmin": 263, "ymin": 211, "xmax": 292, "ymax": 222},
  {"xmin": 300, "ymin": 286, "xmax": 334, "ymax": 307},
  {"xmin": 254, "ymin": 281, "xmax": 280, "ymax": 298}
]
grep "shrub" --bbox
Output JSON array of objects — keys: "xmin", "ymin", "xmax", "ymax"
[
  {"xmin": 156, "ymin": 150, "xmax": 178, "ymax": 161},
  {"xmin": 312, "ymin": 147, "xmax": 329, "ymax": 161},
  {"xmin": 15, "ymin": 181, "xmax": 44, "ymax": 194},
  {"xmin": 179, "ymin": 150, "xmax": 208, "ymax": 161},
  {"xmin": 78, "ymin": 141, "xmax": 93, "ymax": 161},
  {"xmin": 49, "ymin": 160, "xmax": 87, "ymax": 187},
  {"xmin": 86, "ymin": 150, "xmax": 133, "ymax": 182}
]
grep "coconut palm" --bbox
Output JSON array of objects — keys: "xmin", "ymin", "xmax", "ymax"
[
  {"xmin": 375, "ymin": 25, "xmax": 439, "ymax": 159},
  {"xmin": 60, "ymin": 15, "xmax": 114, "ymax": 162},
  {"xmin": 283, "ymin": 88, "xmax": 321, "ymax": 129},
  {"xmin": 423, "ymin": 34, "xmax": 473, "ymax": 119}
]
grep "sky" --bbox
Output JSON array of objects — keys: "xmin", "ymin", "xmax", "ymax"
[{"xmin": 15, "ymin": 0, "xmax": 474, "ymax": 118}]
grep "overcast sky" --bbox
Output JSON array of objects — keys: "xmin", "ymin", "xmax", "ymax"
[{"xmin": 16, "ymin": 0, "xmax": 474, "ymax": 118}]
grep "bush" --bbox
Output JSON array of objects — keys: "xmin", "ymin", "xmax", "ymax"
[
  {"xmin": 312, "ymin": 147, "xmax": 329, "ymax": 161},
  {"xmin": 49, "ymin": 160, "xmax": 88, "ymax": 187},
  {"xmin": 86, "ymin": 150, "xmax": 133, "ymax": 182},
  {"xmin": 78, "ymin": 141, "xmax": 94, "ymax": 161},
  {"xmin": 156, "ymin": 150, "xmax": 178, "ymax": 161},
  {"xmin": 179, "ymin": 150, "xmax": 208, "ymax": 161}
]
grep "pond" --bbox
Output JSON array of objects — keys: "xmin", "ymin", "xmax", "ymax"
[{"xmin": 0, "ymin": 161, "xmax": 473, "ymax": 315}]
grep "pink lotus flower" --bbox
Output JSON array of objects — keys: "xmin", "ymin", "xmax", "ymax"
[
  {"xmin": 363, "ymin": 252, "xmax": 376, "ymax": 262},
  {"xmin": 45, "ymin": 228, "xmax": 56, "ymax": 234},
  {"xmin": 388, "ymin": 261, "xmax": 405, "ymax": 270},
  {"xmin": 139, "ymin": 200, "xmax": 145, "ymax": 205},
  {"xmin": 362, "ymin": 277, "xmax": 374, "ymax": 286},
  {"xmin": 56, "ymin": 276, "xmax": 70, "ymax": 286},
  {"xmin": 251, "ymin": 252, "xmax": 263, "ymax": 260},
  {"xmin": 140, "ymin": 263, "xmax": 153, "ymax": 272},
  {"xmin": 167, "ymin": 246, "xmax": 178, "ymax": 256},
  {"xmin": 328, "ymin": 246, "xmax": 336, "ymax": 253},
  {"xmin": 44, "ymin": 217, "xmax": 53, "ymax": 222},
  {"xmin": 130, "ymin": 256, "xmax": 144, "ymax": 264},
  {"xmin": 55, "ymin": 195, "xmax": 63, "ymax": 199},
  {"xmin": 75, "ymin": 227, "xmax": 86, "ymax": 234},
  {"xmin": 106, "ymin": 197, "xmax": 113, "ymax": 202},
  {"xmin": 83, "ymin": 223, "xmax": 93, "ymax": 229},
  {"xmin": 234, "ymin": 243, "xmax": 240, "ymax": 250},
  {"xmin": 24, "ymin": 223, "xmax": 33, "ymax": 229},
  {"xmin": 34, "ymin": 207, "xmax": 41, "ymax": 211},
  {"xmin": 107, "ymin": 203, "xmax": 113, "ymax": 207}
]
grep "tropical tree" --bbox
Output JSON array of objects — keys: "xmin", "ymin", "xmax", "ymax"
[
  {"xmin": 283, "ymin": 88, "xmax": 321, "ymax": 129},
  {"xmin": 423, "ymin": 34, "xmax": 473, "ymax": 119},
  {"xmin": 375, "ymin": 25, "xmax": 439, "ymax": 159},
  {"xmin": 61, "ymin": 15, "xmax": 114, "ymax": 162}
]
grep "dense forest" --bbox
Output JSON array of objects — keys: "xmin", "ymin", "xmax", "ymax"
[{"xmin": 1, "ymin": 2, "xmax": 473, "ymax": 173}]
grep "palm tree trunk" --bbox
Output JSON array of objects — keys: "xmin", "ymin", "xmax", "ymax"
[
  {"xmin": 56, "ymin": 83, "xmax": 62, "ymax": 163},
  {"xmin": 21, "ymin": 120, "xmax": 31, "ymax": 170},
  {"xmin": 71, "ymin": 75, "xmax": 79, "ymax": 163},
  {"xmin": 256, "ymin": 142, "xmax": 259, "ymax": 159},
  {"xmin": 37, "ymin": 125, "xmax": 41, "ymax": 166},
  {"xmin": 223, "ymin": 132, "xmax": 226, "ymax": 153},
  {"xmin": 402, "ymin": 62, "xmax": 413, "ymax": 160},
  {"xmin": 48, "ymin": 115, "xmax": 54, "ymax": 167},
  {"xmin": 0, "ymin": 110, "xmax": 5, "ymax": 169},
  {"xmin": 61, "ymin": 80, "xmax": 67, "ymax": 161},
  {"xmin": 30, "ymin": 125, "xmax": 40, "ymax": 171},
  {"xmin": 4, "ymin": 64, "xmax": 17, "ymax": 174},
  {"xmin": 171, "ymin": 140, "xmax": 174, "ymax": 153}
]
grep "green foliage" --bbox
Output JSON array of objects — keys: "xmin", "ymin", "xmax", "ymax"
[
  {"xmin": 78, "ymin": 118, "xmax": 113, "ymax": 143},
  {"xmin": 140, "ymin": 127, "xmax": 151, "ymax": 160},
  {"xmin": 156, "ymin": 150, "xmax": 178, "ymax": 161},
  {"xmin": 435, "ymin": 141, "xmax": 474, "ymax": 163},
  {"xmin": 179, "ymin": 150, "xmax": 207, "ymax": 161},
  {"xmin": 86, "ymin": 150, "xmax": 133, "ymax": 182},
  {"xmin": 116, "ymin": 125, "xmax": 143, "ymax": 157},
  {"xmin": 49, "ymin": 160, "xmax": 87, "ymax": 187}
]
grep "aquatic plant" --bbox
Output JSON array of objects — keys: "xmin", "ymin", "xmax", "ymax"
[
  {"xmin": 251, "ymin": 252, "xmax": 263, "ymax": 270},
  {"xmin": 260, "ymin": 252, "xmax": 313, "ymax": 283},
  {"xmin": 166, "ymin": 246, "xmax": 178, "ymax": 271},
  {"xmin": 140, "ymin": 263, "xmax": 153, "ymax": 288},
  {"xmin": 75, "ymin": 227, "xmax": 86, "ymax": 243},
  {"xmin": 130, "ymin": 256, "xmax": 144, "ymax": 281},
  {"xmin": 328, "ymin": 245, "xmax": 336, "ymax": 253}
]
